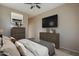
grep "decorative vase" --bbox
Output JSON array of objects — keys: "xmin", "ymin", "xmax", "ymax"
[{"xmin": 51, "ymin": 28, "xmax": 56, "ymax": 33}]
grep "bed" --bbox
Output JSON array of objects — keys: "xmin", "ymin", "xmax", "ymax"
[
  {"xmin": 18, "ymin": 39, "xmax": 55, "ymax": 56},
  {"xmin": 26, "ymin": 38, "xmax": 55, "ymax": 56},
  {"xmin": 0, "ymin": 36, "xmax": 55, "ymax": 56},
  {"xmin": 10, "ymin": 27, "xmax": 56, "ymax": 56}
]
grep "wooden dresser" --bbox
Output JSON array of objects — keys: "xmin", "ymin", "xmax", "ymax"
[
  {"xmin": 11, "ymin": 27, "xmax": 25, "ymax": 40},
  {"xmin": 40, "ymin": 32, "xmax": 59, "ymax": 49}
]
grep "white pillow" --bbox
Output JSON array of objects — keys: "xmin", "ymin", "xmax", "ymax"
[
  {"xmin": 1, "ymin": 38, "xmax": 20, "ymax": 56},
  {"xmin": 15, "ymin": 41, "xmax": 35, "ymax": 56}
]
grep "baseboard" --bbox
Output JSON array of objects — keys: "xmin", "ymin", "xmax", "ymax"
[{"xmin": 60, "ymin": 47, "xmax": 79, "ymax": 54}]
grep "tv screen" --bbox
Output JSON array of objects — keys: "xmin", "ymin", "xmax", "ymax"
[{"xmin": 42, "ymin": 15, "xmax": 58, "ymax": 28}]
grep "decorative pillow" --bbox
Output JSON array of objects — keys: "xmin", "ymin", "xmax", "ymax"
[
  {"xmin": 10, "ymin": 37, "xmax": 16, "ymax": 43},
  {"xmin": 15, "ymin": 41, "xmax": 35, "ymax": 56},
  {"xmin": 1, "ymin": 37, "xmax": 20, "ymax": 56}
]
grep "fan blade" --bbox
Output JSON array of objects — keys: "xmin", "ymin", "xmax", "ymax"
[
  {"xmin": 36, "ymin": 5, "xmax": 40, "ymax": 9},
  {"xmin": 30, "ymin": 6, "xmax": 34, "ymax": 9},
  {"xmin": 35, "ymin": 3, "xmax": 40, "ymax": 4}
]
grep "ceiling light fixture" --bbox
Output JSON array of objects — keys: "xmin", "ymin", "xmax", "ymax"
[{"xmin": 24, "ymin": 3, "xmax": 41, "ymax": 9}]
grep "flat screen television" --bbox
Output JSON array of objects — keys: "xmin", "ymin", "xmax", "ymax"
[{"xmin": 42, "ymin": 14, "xmax": 58, "ymax": 28}]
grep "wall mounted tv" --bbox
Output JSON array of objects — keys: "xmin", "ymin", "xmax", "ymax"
[{"xmin": 42, "ymin": 14, "xmax": 58, "ymax": 28}]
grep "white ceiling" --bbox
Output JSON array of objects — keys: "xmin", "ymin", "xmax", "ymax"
[{"xmin": 0, "ymin": 3, "xmax": 63, "ymax": 18}]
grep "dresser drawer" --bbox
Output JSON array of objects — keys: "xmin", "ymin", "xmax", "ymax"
[
  {"xmin": 11, "ymin": 28, "xmax": 25, "ymax": 34},
  {"xmin": 11, "ymin": 34, "xmax": 25, "ymax": 40},
  {"xmin": 11, "ymin": 27, "xmax": 25, "ymax": 40},
  {"xmin": 11, "ymin": 30, "xmax": 25, "ymax": 34},
  {"xmin": 40, "ymin": 32, "xmax": 59, "ymax": 49}
]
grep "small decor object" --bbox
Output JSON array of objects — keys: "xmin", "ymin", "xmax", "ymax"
[
  {"xmin": 15, "ymin": 22, "xmax": 18, "ymax": 27},
  {"xmin": 51, "ymin": 28, "xmax": 56, "ymax": 33},
  {"xmin": 53, "ymin": 29, "xmax": 56, "ymax": 34},
  {"xmin": 10, "ymin": 37, "xmax": 16, "ymax": 43}
]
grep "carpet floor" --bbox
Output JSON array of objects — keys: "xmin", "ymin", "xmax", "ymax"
[{"xmin": 54, "ymin": 49, "xmax": 72, "ymax": 56}]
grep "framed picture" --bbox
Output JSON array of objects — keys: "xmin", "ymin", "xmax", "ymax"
[{"xmin": 11, "ymin": 12, "xmax": 23, "ymax": 27}]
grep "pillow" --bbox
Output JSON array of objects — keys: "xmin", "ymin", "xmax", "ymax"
[
  {"xmin": 15, "ymin": 41, "xmax": 35, "ymax": 56},
  {"xmin": 1, "ymin": 37, "xmax": 20, "ymax": 56},
  {"xmin": 10, "ymin": 37, "xmax": 16, "ymax": 43}
]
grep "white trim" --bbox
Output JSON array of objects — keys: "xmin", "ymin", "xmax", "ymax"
[{"xmin": 60, "ymin": 47, "xmax": 79, "ymax": 54}]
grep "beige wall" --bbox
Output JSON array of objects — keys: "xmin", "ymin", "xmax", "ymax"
[
  {"xmin": 0, "ymin": 5, "xmax": 28, "ymax": 38},
  {"xmin": 29, "ymin": 4, "xmax": 79, "ymax": 52}
]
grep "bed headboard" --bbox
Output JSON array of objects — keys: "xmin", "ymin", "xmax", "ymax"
[{"xmin": 40, "ymin": 32, "xmax": 60, "ymax": 49}]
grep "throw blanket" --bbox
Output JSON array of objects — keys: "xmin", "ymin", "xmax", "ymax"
[
  {"xmin": 26, "ymin": 38, "xmax": 55, "ymax": 56},
  {"xmin": 36, "ymin": 40, "xmax": 55, "ymax": 55}
]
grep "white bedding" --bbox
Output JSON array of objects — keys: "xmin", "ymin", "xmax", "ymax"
[
  {"xmin": 1, "ymin": 36, "xmax": 20, "ymax": 56},
  {"xmin": 18, "ymin": 39, "xmax": 49, "ymax": 56},
  {"xmin": 15, "ymin": 41, "xmax": 35, "ymax": 56}
]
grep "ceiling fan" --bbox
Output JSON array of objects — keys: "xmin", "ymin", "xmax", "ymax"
[{"xmin": 24, "ymin": 3, "xmax": 41, "ymax": 9}]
